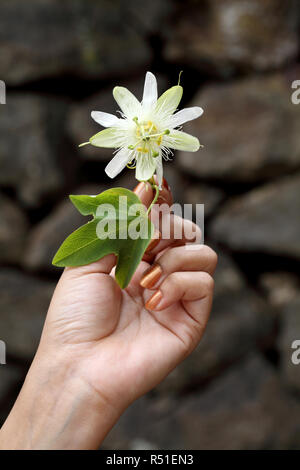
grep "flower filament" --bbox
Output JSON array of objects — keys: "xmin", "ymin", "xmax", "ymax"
[{"xmin": 128, "ymin": 117, "xmax": 169, "ymax": 158}]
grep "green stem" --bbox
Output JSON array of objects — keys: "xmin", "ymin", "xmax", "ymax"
[{"xmin": 147, "ymin": 183, "xmax": 159, "ymax": 215}]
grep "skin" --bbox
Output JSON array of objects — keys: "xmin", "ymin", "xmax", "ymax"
[{"xmin": 0, "ymin": 181, "xmax": 217, "ymax": 450}]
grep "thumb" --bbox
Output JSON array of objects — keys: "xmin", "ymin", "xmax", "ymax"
[
  {"xmin": 61, "ymin": 254, "xmax": 117, "ymax": 282},
  {"xmin": 46, "ymin": 252, "xmax": 120, "ymax": 342}
]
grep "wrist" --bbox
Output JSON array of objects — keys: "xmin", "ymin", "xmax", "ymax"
[{"xmin": 0, "ymin": 348, "xmax": 121, "ymax": 449}]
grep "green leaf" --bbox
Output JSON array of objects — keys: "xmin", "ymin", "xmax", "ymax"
[
  {"xmin": 53, "ymin": 188, "xmax": 154, "ymax": 289},
  {"xmin": 69, "ymin": 188, "xmax": 139, "ymax": 217}
]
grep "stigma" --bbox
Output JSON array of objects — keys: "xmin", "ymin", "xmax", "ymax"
[{"xmin": 130, "ymin": 117, "xmax": 169, "ymax": 156}]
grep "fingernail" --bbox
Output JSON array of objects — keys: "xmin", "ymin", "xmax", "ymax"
[
  {"xmin": 134, "ymin": 182, "xmax": 146, "ymax": 196},
  {"xmin": 157, "ymin": 178, "xmax": 173, "ymax": 206},
  {"xmin": 145, "ymin": 290, "xmax": 163, "ymax": 310},
  {"xmin": 153, "ymin": 176, "xmax": 170, "ymax": 191},
  {"xmin": 146, "ymin": 230, "xmax": 161, "ymax": 253},
  {"xmin": 142, "ymin": 252, "xmax": 156, "ymax": 263},
  {"xmin": 162, "ymin": 177, "xmax": 171, "ymax": 192},
  {"xmin": 140, "ymin": 265, "xmax": 162, "ymax": 289}
]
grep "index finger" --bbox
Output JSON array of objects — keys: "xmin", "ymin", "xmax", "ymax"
[{"xmin": 133, "ymin": 177, "xmax": 173, "ymax": 210}]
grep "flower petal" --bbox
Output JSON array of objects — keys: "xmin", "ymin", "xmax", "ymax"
[
  {"xmin": 91, "ymin": 111, "xmax": 121, "ymax": 128},
  {"xmin": 113, "ymin": 86, "xmax": 141, "ymax": 119},
  {"xmin": 90, "ymin": 128, "xmax": 124, "ymax": 148},
  {"xmin": 155, "ymin": 85, "xmax": 183, "ymax": 118},
  {"xmin": 105, "ymin": 148, "xmax": 132, "ymax": 178},
  {"xmin": 164, "ymin": 130, "xmax": 200, "ymax": 152},
  {"xmin": 168, "ymin": 106, "xmax": 203, "ymax": 128},
  {"xmin": 142, "ymin": 71, "xmax": 158, "ymax": 109},
  {"xmin": 135, "ymin": 154, "xmax": 157, "ymax": 182},
  {"xmin": 155, "ymin": 153, "xmax": 163, "ymax": 190}
]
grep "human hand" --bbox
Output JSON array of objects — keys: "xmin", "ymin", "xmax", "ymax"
[{"xmin": 0, "ymin": 180, "xmax": 217, "ymax": 450}]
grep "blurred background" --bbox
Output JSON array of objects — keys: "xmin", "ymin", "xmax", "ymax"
[{"xmin": 0, "ymin": 0, "xmax": 300, "ymax": 450}]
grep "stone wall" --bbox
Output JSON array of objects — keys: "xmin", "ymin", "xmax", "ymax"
[{"xmin": 0, "ymin": 0, "xmax": 300, "ymax": 449}]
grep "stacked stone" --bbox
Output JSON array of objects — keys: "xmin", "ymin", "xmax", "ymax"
[{"xmin": 0, "ymin": 0, "xmax": 300, "ymax": 449}]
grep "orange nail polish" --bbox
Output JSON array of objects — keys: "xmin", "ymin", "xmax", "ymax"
[
  {"xmin": 145, "ymin": 290, "xmax": 163, "ymax": 310},
  {"xmin": 142, "ymin": 252, "xmax": 156, "ymax": 264},
  {"xmin": 140, "ymin": 265, "xmax": 162, "ymax": 289},
  {"xmin": 162, "ymin": 177, "xmax": 171, "ymax": 192}
]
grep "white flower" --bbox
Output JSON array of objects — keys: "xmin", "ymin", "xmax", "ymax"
[{"xmin": 82, "ymin": 72, "xmax": 203, "ymax": 189}]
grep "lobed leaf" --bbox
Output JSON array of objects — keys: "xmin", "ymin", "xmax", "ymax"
[{"xmin": 53, "ymin": 188, "xmax": 154, "ymax": 288}]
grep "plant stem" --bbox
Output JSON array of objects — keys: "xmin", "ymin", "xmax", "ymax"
[{"xmin": 147, "ymin": 183, "xmax": 159, "ymax": 215}]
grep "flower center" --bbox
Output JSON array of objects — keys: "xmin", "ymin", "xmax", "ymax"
[{"xmin": 128, "ymin": 117, "xmax": 170, "ymax": 158}]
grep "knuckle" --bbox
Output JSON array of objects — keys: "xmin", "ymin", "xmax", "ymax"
[
  {"xmin": 167, "ymin": 271, "xmax": 182, "ymax": 287},
  {"xmin": 207, "ymin": 246, "xmax": 218, "ymax": 268},
  {"xmin": 202, "ymin": 272, "xmax": 215, "ymax": 293},
  {"xmin": 181, "ymin": 325, "xmax": 197, "ymax": 354},
  {"xmin": 185, "ymin": 219, "xmax": 201, "ymax": 241},
  {"xmin": 193, "ymin": 223, "xmax": 202, "ymax": 239},
  {"xmin": 201, "ymin": 245, "xmax": 218, "ymax": 271}
]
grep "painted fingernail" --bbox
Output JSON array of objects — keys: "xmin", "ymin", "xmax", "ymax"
[
  {"xmin": 157, "ymin": 177, "xmax": 173, "ymax": 206},
  {"xmin": 145, "ymin": 290, "xmax": 163, "ymax": 310},
  {"xmin": 153, "ymin": 176, "xmax": 170, "ymax": 191},
  {"xmin": 142, "ymin": 252, "xmax": 156, "ymax": 263},
  {"xmin": 140, "ymin": 265, "xmax": 162, "ymax": 289},
  {"xmin": 145, "ymin": 230, "xmax": 161, "ymax": 253},
  {"xmin": 134, "ymin": 182, "xmax": 146, "ymax": 196},
  {"xmin": 162, "ymin": 177, "xmax": 171, "ymax": 192}
]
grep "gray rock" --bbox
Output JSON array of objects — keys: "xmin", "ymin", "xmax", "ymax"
[
  {"xmin": 68, "ymin": 86, "xmax": 120, "ymax": 162},
  {"xmin": 165, "ymin": 0, "xmax": 299, "ymax": 74},
  {"xmin": 0, "ymin": 269, "xmax": 55, "ymax": 360},
  {"xmin": 0, "ymin": 0, "xmax": 173, "ymax": 85},
  {"xmin": 260, "ymin": 272, "xmax": 300, "ymax": 307},
  {"xmin": 160, "ymin": 355, "xmax": 300, "ymax": 449},
  {"xmin": 0, "ymin": 365, "xmax": 23, "ymax": 399},
  {"xmin": 0, "ymin": 193, "xmax": 28, "ymax": 264},
  {"xmin": 278, "ymin": 296, "xmax": 300, "ymax": 393},
  {"xmin": 0, "ymin": 364, "xmax": 25, "ymax": 425},
  {"xmin": 23, "ymin": 185, "xmax": 105, "ymax": 272},
  {"xmin": 103, "ymin": 394, "xmax": 176, "ymax": 450},
  {"xmin": 178, "ymin": 72, "xmax": 300, "ymax": 182},
  {"xmin": 105, "ymin": 355, "xmax": 300, "ymax": 449},
  {"xmin": 0, "ymin": 94, "xmax": 65, "ymax": 206},
  {"xmin": 155, "ymin": 252, "xmax": 275, "ymax": 395},
  {"xmin": 210, "ymin": 174, "xmax": 300, "ymax": 258},
  {"xmin": 129, "ymin": 438, "xmax": 158, "ymax": 451},
  {"xmin": 184, "ymin": 184, "xmax": 224, "ymax": 218}
]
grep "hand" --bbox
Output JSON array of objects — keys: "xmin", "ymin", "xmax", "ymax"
[{"xmin": 0, "ymin": 180, "xmax": 217, "ymax": 450}]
